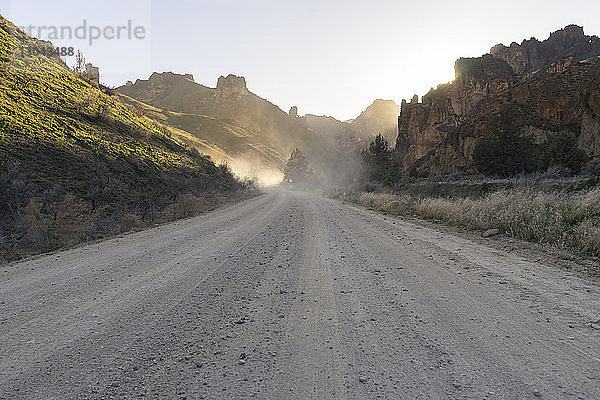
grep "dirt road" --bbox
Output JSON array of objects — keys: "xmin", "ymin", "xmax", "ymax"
[{"xmin": 1, "ymin": 189, "xmax": 599, "ymax": 399}]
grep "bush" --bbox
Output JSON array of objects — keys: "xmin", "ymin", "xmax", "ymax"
[
  {"xmin": 162, "ymin": 194, "xmax": 208, "ymax": 220},
  {"xmin": 18, "ymin": 194, "xmax": 93, "ymax": 251}
]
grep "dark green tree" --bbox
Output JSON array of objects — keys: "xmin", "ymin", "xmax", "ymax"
[
  {"xmin": 472, "ymin": 109, "xmax": 537, "ymax": 177},
  {"xmin": 362, "ymin": 134, "xmax": 399, "ymax": 185},
  {"xmin": 283, "ymin": 149, "xmax": 311, "ymax": 183},
  {"xmin": 539, "ymin": 131, "xmax": 588, "ymax": 173}
]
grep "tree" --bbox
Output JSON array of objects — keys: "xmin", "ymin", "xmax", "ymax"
[
  {"xmin": 362, "ymin": 134, "xmax": 398, "ymax": 184},
  {"xmin": 283, "ymin": 149, "xmax": 311, "ymax": 183},
  {"xmin": 472, "ymin": 108, "xmax": 537, "ymax": 177},
  {"xmin": 539, "ymin": 131, "xmax": 588, "ymax": 173},
  {"xmin": 73, "ymin": 50, "xmax": 85, "ymax": 74}
]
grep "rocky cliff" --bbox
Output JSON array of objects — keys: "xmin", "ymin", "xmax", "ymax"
[
  {"xmin": 490, "ymin": 25, "xmax": 600, "ymax": 78},
  {"xmin": 395, "ymin": 25, "xmax": 600, "ymax": 175}
]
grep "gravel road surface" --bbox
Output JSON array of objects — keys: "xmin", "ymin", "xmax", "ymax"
[{"xmin": 1, "ymin": 189, "xmax": 599, "ymax": 399}]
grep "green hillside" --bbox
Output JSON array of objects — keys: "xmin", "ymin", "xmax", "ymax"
[
  {"xmin": 0, "ymin": 15, "xmax": 253, "ymax": 262},
  {"xmin": 117, "ymin": 73, "xmax": 307, "ymax": 184},
  {"xmin": 117, "ymin": 94, "xmax": 287, "ymax": 172}
]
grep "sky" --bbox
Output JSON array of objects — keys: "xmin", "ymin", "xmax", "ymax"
[{"xmin": 2, "ymin": 0, "xmax": 600, "ymax": 120}]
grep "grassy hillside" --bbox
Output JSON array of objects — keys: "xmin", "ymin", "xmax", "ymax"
[
  {"xmin": 117, "ymin": 94, "xmax": 287, "ymax": 174},
  {"xmin": 0, "ymin": 16, "xmax": 254, "ymax": 262},
  {"xmin": 117, "ymin": 72, "xmax": 324, "ymax": 184}
]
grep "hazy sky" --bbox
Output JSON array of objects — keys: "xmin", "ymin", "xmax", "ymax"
[{"xmin": 2, "ymin": 0, "xmax": 600, "ymax": 120}]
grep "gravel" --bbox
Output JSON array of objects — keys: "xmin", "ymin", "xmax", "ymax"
[{"xmin": 0, "ymin": 189, "xmax": 598, "ymax": 399}]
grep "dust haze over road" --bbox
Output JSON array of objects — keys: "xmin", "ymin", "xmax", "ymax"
[{"xmin": 0, "ymin": 189, "xmax": 599, "ymax": 399}]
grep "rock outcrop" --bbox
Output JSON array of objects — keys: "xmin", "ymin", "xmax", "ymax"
[
  {"xmin": 490, "ymin": 25, "xmax": 600, "ymax": 78},
  {"xmin": 216, "ymin": 74, "xmax": 249, "ymax": 99},
  {"xmin": 289, "ymin": 106, "xmax": 298, "ymax": 118},
  {"xmin": 83, "ymin": 63, "xmax": 100, "ymax": 86},
  {"xmin": 395, "ymin": 25, "xmax": 600, "ymax": 175}
]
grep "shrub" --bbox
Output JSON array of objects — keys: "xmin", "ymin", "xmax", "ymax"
[
  {"xmin": 19, "ymin": 198, "xmax": 52, "ymax": 246},
  {"xmin": 162, "ymin": 194, "xmax": 208, "ymax": 220},
  {"xmin": 177, "ymin": 194, "xmax": 208, "ymax": 217},
  {"xmin": 19, "ymin": 194, "xmax": 93, "ymax": 251}
]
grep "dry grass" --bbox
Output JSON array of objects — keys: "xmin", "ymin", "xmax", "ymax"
[
  {"xmin": 356, "ymin": 192, "xmax": 414, "ymax": 214},
  {"xmin": 341, "ymin": 189, "xmax": 600, "ymax": 258}
]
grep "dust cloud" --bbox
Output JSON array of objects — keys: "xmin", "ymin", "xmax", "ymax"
[{"xmin": 227, "ymin": 157, "xmax": 284, "ymax": 187}]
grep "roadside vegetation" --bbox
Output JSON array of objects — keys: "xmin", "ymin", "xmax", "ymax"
[
  {"xmin": 336, "ymin": 180, "xmax": 600, "ymax": 258},
  {"xmin": 472, "ymin": 105, "xmax": 589, "ymax": 177},
  {"xmin": 335, "ymin": 108, "xmax": 600, "ymax": 259},
  {"xmin": 0, "ymin": 17, "xmax": 257, "ymax": 263}
]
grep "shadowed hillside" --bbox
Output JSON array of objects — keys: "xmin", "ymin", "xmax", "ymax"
[{"xmin": 117, "ymin": 93, "xmax": 288, "ymax": 185}]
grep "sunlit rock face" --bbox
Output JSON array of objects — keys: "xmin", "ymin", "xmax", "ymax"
[
  {"xmin": 395, "ymin": 25, "xmax": 600, "ymax": 175},
  {"xmin": 216, "ymin": 74, "xmax": 249, "ymax": 99},
  {"xmin": 214, "ymin": 75, "xmax": 253, "ymax": 129}
]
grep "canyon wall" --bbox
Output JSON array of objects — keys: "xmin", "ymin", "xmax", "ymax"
[{"xmin": 395, "ymin": 25, "xmax": 600, "ymax": 175}]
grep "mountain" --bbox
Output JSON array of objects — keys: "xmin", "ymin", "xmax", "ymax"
[
  {"xmin": 118, "ymin": 72, "xmax": 400, "ymax": 183},
  {"xmin": 0, "ymin": 15, "xmax": 250, "ymax": 262},
  {"xmin": 120, "ymin": 73, "xmax": 311, "ymax": 147},
  {"xmin": 395, "ymin": 25, "xmax": 600, "ymax": 175},
  {"xmin": 298, "ymin": 99, "xmax": 399, "ymax": 144},
  {"xmin": 117, "ymin": 72, "xmax": 318, "ymax": 183},
  {"xmin": 350, "ymin": 99, "xmax": 399, "ymax": 144}
]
